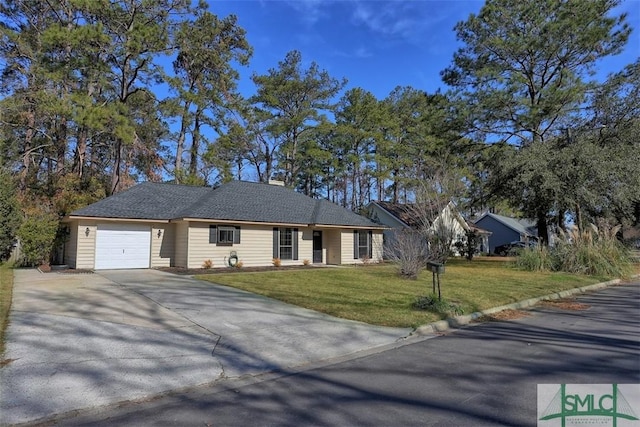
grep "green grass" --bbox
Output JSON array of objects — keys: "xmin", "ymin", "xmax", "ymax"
[
  {"xmin": 0, "ymin": 263, "xmax": 13, "ymax": 359},
  {"xmin": 196, "ymin": 258, "xmax": 607, "ymax": 327}
]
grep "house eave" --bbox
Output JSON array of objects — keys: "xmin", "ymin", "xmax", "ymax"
[
  {"xmin": 177, "ymin": 217, "xmax": 308, "ymax": 227},
  {"xmin": 311, "ymin": 224, "xmax": 386, "ymax": 230},
  {"xmin": 64, "ymin": 215, "xmax": 171, "ymax": 223}
]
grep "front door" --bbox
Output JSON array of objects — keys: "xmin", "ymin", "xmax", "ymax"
[{"xmin": 313, "ymin": 231, "xmax": 322, "ymax": 263}]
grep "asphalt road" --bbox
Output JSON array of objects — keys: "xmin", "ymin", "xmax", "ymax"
[{"xmin": 45, "ymin": 282, "xmax": 640, "ymax": 427}]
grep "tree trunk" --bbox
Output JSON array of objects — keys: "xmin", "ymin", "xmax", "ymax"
[
  {"xmin": 175, "ymin": 103, "xmax": 190, "ymax": 182},
  {"xmin": 20, "ymin": 108, "xmax": 35, "ymax": 191},
  {"xmin": 76, "ymin": 128, "xmax": 87, "ymax": 178},
  {"xmin": 391, "ymin": 169, "xmax": 399, "ymax": 203},
  {"xmin": 575, "ymin": 203, "xmax": 583, "ymax": 233},
  {"xmin": 110, "ymin": 139, "xmax": 122, "ymax": 195},
  {"xmin": 56, "ymin": 116, "xmax": 67, "ymax": 174},
  {"xmin": 189, "ymin": 110, "xmax": 201, "ymax": 178},
  {"xmin": 536, "ymin": 210, "xmax": 549, "ymax": 246},
  {"xmin": 556, "ymin": 209, "xmax": 566, "ymax": 233}
]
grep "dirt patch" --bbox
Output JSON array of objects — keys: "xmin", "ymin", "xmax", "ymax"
[
  {"xmin": 474, "ymin": 309, "xmax": 531, "ymax": 323},
  {"xmin": 537, "ymin": 299, "xmax": 591, "ymax": 311},
  {"xmin": 0, "ymin": 358, "xmax": 16, "ymax": 367}
]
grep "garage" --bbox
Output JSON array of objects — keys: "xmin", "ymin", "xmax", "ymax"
[{"xmin": 95, "ymin": 223, "xmax": 151, "ymax": 269}]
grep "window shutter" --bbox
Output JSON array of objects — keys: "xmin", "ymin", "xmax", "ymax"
[
  {"xmin": 273, "ymin": 228, "xmax": 279, "ymax": 258},
  {"xmin": 368, "ymin": 230, "xmax": 373, "ymax": 258},
  {"xmin": 234, "ymin": 226, "xmax": 241, "ymax": 244},
  {"xmin": 353, "ymin": 230, "xmax": 359, "ymax": 259},
  {"xmin": 209, "ymin": 225, "xmax": 217, "ymax": 244},
  {"xmin": 293, "ymin": 228, "xmax": 299, "ymax": 260}
]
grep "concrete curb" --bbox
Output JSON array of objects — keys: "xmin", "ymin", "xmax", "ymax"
[{"xmin": 413, "ymin": 276, "xmax": 637, "ymax": 336}]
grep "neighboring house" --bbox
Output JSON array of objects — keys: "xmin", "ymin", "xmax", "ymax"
[
  {"xmin": 466, "ymin": 221, "xmax": 492, "ymax": 254},
  {"xmin": 474, "ymin": 212, "xmax": 538, "ymax": 253},
  {"xmin": 63, "ymin": 180, "xmax": 384, "ymax": 270},
  {"xmin": 366, "ymin": 201, "xmax": 491, "ymax": 256}
]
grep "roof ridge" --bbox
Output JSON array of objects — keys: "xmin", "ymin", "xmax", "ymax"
[{"xmin": 175, "ymin": 185, "xmax": 218, "ymax": 219}]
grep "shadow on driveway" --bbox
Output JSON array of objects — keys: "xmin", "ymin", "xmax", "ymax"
[{"xmin": 0, "ymin": 269, "xmax": 410, "ymax": 425}]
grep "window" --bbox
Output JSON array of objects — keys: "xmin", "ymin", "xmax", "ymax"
[
  {"xmin": 273, "ymin": 227, "xmax": 298, "ymax": 260},
  {"xmin": 218, "ymin": 227, "xmax": 235, "ymax": 245},
  {"xmin": 209, "ymin": 225, "xmax": 241, "ymax": 246},
  {"xmin": 280, "ymin": 228, "xmax": 293, "ymax": 260},
  {"xmin": 358, "ymin": 231, "xmax": 370, "ymax": 258},
  {"xmin": 354, "ymin": 230, "xmax": 373, "ymax": 259}
]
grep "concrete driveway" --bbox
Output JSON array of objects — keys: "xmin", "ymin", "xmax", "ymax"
[{"xmin": 0, "ymin": 269, "xmax": 411, "ymax": 425}]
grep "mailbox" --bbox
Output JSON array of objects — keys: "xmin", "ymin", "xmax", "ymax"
[{"xmin": 426, "ymin": 262, "xmax": 445, "ymax": 274}]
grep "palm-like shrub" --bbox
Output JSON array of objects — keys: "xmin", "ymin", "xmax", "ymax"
[
  {"xmin": 553, "ymin": 223, "xmax": 630, "ymax": 277},
  {"xmin": 515, "ymin": 245, "xmax": 553, "ymax": 271},
  {"xmin": 517, "ymin": 221, "xmax": 631, "ymax": 277}
]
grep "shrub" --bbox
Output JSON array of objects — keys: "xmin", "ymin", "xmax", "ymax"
[
  {"xmin": 454, "ymin": 230, "xmax": 480, "ymax": 260},
  {"xmin": 516, "ymin": 222, "xmax": 631, "ymax": 277},
  {"xmin": 235, "ymin": 261, "xmax": 243, "ymax": 268},
  {"xmin": 515, "ymin": 245, "xmax": 554, "ymax": 271},
  {"xmin": 384, "ymin": 229, "xmax": 430, "ymax": 279},
  {"xmin": 0, "ymin": 173, "xmax": 21, "ymax": 261},
  {"xmin": 272, "ymin": 258, "xmax": 282, "ymax": 267},
  {"xmin": 552, "ymin": 223, "xmax": 631, "ymax": 277},
  {"xmin": 413, "ymin": 294, "xmax": 464, "ymax": 317},
  {"xmin": 17, "ymin": 212, "xmax": 59, "ymax": 266},
  {"xmin": 202, "ymin": 259, "xmax": 214, "ymax": 269},
  {"xmin": 302, "ymin": 259, "xmax": 310, "ymax": 266}
]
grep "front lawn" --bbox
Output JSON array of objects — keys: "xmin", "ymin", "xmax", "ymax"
[{"xmin": 196, "ymin": 259, "xmax": 607, "ymax": 327}]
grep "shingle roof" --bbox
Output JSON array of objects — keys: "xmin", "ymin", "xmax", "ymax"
[
  {"xmin": 373, "ymin": 200, "xmax": 449, "ymax": 228},
  {"xmin": 479, "ymin": 213, "xmax": 537, "ymax": 237},
  {"xmin": 70, "ymin": 181, "xmax": 379, "ymax": 228}
]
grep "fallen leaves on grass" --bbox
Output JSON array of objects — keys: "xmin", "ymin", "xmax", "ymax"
[
  {"xmin": 537, "ymin": 299, "xmax": 591, "ymax": 310},
  {"xmin": 474, "ymin": 309, "xmax": 531, "ymax": 323}
]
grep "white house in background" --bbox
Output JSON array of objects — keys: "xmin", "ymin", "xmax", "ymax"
[
  {"xmin": 366, "ymin": 201, "xmax": 491, "ymax": 256},
  {"xmin": 63, "ymin": 180, "xmax": 384, "ymax": 270}
]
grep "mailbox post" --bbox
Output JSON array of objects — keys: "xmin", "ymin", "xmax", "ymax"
[{"xmin": 426, "ymin": 261, "xmax": 445, "ymax": 300}]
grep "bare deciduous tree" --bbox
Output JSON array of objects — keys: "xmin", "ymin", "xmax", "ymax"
[{"xmin": 384, "ymin": 170, "xmax": 467, "ymax": 294}]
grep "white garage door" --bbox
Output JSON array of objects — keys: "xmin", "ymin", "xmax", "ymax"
[{"xmin": 95, "ymin": 223, "xmax": 151, "ymax": 269}]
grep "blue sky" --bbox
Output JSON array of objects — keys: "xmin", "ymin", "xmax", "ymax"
[{"xmin": 209, "ymin": 0, "xmax": 640, "ymax": 100}]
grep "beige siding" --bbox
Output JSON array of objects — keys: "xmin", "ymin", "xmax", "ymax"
[
  {"xmin": 371, "ymin": 230, "xmax": 383, "ymax": 261},
  {"xmin": 325, "ymin": 229, "xmax": 341, "ymax": 265},
  {"xmin": 75, "ymin": 220, "xmax": 97, "ymax": 269},
  {"xmin": 341, "ymin": 230, "xmax": 356, "ymax": 265},
  {"xmin": 73, "ymin": 220, "xmax": 170, "ymax": 269},
  {"xmin": 299, "ymin": 229, "xmax": 314, "ymax": 264},
  {"xmin": 67, "ymin": 217, "xmax": 382, "ymax": 269},
  {"xmin": 151, "ymin": 223, "xmax": 175, "ymax": 267},
  {"xmin": 340, "ymin": 229, "xmax": 383, "ymax": 265},
  {"xmin": 186, "ymin": 223, "xmax": 318, "ymax": 269},
  {"xmin": 174, "ymin": 221, "xmax": 189, "ymax": 268},
  {"xmin": 63, "ymin": 221, "xmax": 78, "ymax": 268}
]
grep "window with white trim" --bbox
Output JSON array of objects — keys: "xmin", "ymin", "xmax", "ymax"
[
  {"xmin": 354, "ymin": 230, "xmax": 373, "ymax": 259},
  {"xmin": 273, "ymin": 227, "xmax": 298, "ymax": 260},
  {"xmin": 279, "ymin": 227, "xmax": 293, "ymax": 260}
]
